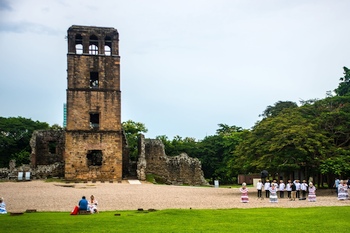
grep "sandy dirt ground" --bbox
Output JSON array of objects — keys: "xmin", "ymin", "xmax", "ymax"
[{"xmin": 0, "ymin": 180, "xmax": 349, "ymax": 212}]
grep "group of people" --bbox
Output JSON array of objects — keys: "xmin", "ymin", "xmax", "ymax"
[
  {"xmin": 0, "ymin": 195, "xmax": 99, "ymax": 215},
  {"xmin": 239, "ymin": 179, "xmax": 317, "ymax": 203},
  {"xmin": 78, "ymin": 195, "xmax": 99, "ymax": 214}
]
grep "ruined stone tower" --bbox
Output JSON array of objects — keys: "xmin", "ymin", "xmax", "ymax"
[{"xmin": 65, "ymin": 25, "xmax": 123, "ymax": 181}]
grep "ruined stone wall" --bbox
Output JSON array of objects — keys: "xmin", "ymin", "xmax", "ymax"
[
  {"xmin": 137, "ymin": 134, "xmax": 208, "ymax": 186},
  {"xmin": 136, "ymin": 135, "xmax": 146, "ymax": 180},
  {"xmin": 0, "ymin": 160, "xmax": 64, "ymax": 180},
  {"xmin": 0, "ymin": 127, "xmax": 128, "ymax": 181},
  {"xmin": 143, "ymin": 138, "xmax": 169, "ymax": 179},
  {"xmin": 30, "ymin": 129, "xmax": 65, "ymax": 167},
  {"xmin": 166, "ymin": 153, "xmax": 208, "ymax": 185},
  {"xmin": 65, "ymin": 132, "xmax": 123, "ymax": 181},
  {"xmin": 122, "ymin": 130, "xmax": 130, "ymax": 178}
]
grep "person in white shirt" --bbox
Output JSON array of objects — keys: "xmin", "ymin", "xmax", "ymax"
[
  {"xmin": 279, "ymin": 180, "xmax": 285, "ymax": 198},
  {"xmin": 256, "ymin": 180, "xmax": 263, "ymax": 199},
  {"xmin": 295, "ymin": 180, "xmax": 301, "ymax": 198},
  {"xmin": 264, "ymin": 180, "xmax": 271, "ymax": 198},
  {"xmin": 300, "ymin": 180, "xmax": 308, "ymax": 200}
]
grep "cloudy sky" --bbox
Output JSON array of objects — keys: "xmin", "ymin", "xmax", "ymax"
[{"xmin": 1, "ymin": 0, "xmax": 349, "ymax": 140}]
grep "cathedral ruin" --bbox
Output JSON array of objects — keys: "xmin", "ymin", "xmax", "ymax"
[
  {"xmin": 1, "ymin": 25, "xmax": 208, "ymax": 186},
  {"xmin": 64, "ymin": 25, "xmax": 125, "ymax": 181}
]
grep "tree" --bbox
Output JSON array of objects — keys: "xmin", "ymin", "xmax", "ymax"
[
  {"xmin": 216, "ymin": 124, "xmax": 243, "ymax": 135},
  {"xmin": 334, "ymin": 66, "xmax": 350, "ymax": 96},
  {"xmin": 235, "ymin": 107, "xmax": 333, "ymax": 180},
  {"xmin": 50, "ymin": 124, "xmax": 63, "ymax": 130},
  {"xmin": 122, "ymin": 120, "xmax": 148, "ymax": 161},
  {"xmin": 162, "ymin": 135, "xmax": 199, "ymax": 157},
  {"xmin": 259, "ymin": 101, "xmax": 298, "ymax": 118},
  {"xmin": 303, "ymin": 95, "xmax": 350, "ymax": 182},
  {"xmin": 0, "ymin": 116, "xmax": 49, "ymax": 167},
  {"xmin": 197, "ymin": 124, "xmax": 245, "ymax": 184}
]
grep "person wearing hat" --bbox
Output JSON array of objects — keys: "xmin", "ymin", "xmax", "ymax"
[
  {"xmin": 279, "ymin": 180, "xmax": 285, "ymax": 198},
  {"xmin": 256, "ymin": 179, "xmax": 263, "ymax": 199},
  {"xmin": 290, "ymin": 181, "xmax": 296, "ymax": 201},
  {"xmin": 295, "ymin": 180, "xmax": 301, "ymax": 199},
  {"xmin": 300, "ymin": 180, "xmax": 308, "ymax": 200}
]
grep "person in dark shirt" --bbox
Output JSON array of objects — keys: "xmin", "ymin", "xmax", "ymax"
[
  {"xmin": 78, "ymin": 196, "xmax": 88, "ymax": 211},
  {"xmin": 290, "ymin": 182, "xmax": 296, "ymax": 201}
]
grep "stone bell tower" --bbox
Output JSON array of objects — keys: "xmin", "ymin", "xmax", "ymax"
[{"xmin": 64, "ymin": 25, "xmax": 123, "ymax": 181}]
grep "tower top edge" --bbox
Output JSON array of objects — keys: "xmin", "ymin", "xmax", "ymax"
[{"xmin": 68, "ymin": 25, "xmax": 118, "ymax": 33}]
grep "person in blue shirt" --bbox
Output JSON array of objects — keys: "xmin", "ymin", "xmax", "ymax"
[
  {"xmin": 0, "ymin": 197, "xmax": 7, "ymax": 214},
  {"xmin": 78, "ymin": 196, "xmax": 88, "ymax": 211}
]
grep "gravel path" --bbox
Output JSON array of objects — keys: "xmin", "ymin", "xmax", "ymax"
[{"xmin": 0, "ymin": 180, "xmax": 349, "ymax": 212}]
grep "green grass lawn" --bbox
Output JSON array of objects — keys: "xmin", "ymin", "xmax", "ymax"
[{"xmin": 1, "ymin": 207, "xmax": 349, "ymax": 233}]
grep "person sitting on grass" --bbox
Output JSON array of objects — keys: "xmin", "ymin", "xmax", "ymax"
[
  {"xmin": 89, "ymin": 195, "xmax": 98, "ymax": 213},
  {"xmin": 0, "ymin": 197, "xmax": 7, "ymax": 214},
  {"xmin": 78, "ymin": 196, "xmax": 89, "ymax": 211}
]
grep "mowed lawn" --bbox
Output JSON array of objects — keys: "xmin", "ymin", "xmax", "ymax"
[{"xmin": 0, "ymin": 207, "xmax": 349, "ymax": 233}]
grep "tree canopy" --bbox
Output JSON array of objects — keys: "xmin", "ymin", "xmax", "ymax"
[
  {"xmin": 0, "ymin": 117, "xmax": 49, "ymax": 167},
  {"xmin": 122, "ymin": 120, "xmax": 148, "ymax": 161},
  {"xmin": 334, "ymin": 66, "xmax": 350, "ymax": 96}
]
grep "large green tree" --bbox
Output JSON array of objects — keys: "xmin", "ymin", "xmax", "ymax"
[
  {"xmin": 0, "ymin": 116, "xmax": 49, "ymax": 167},
  {"xmin": 305, "ymin": 96, "xmax": 350, "ymax": 179},
  {"xmin": 196, "ymin": 124, "xmax": 244, "ymax": 184},
  {"xmin": 234, "ymin": 108, "xmax": 332, "ymax": 180},
  {"xmin": 157, "ymin": 135, "xmax": 199, "ymax": 157},
  {"xmin": 122, "ymin": 120, "xmax": 148, "ymax": 161}
]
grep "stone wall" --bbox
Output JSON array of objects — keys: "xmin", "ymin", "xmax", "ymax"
[
  {"xmin": 25, "ymin": 128, "xmax": 127, "ymax": 181},
  {"xmin": 0, "ymin": 160, "xmax": 64, "ymax": 180},
  {"xmin": 30, "ymin": 129, "xmax": 65, "ymax": 167},
  {"xmin": 137, "ymin": 134, "xmax": 208, "ymax": 186},
  {"xmin": 64, "ymin": 131, "xmax": 123, "ymax": 181}
]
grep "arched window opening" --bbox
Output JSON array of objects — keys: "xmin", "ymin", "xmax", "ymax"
[
  {"xmin": 89, "ymin": 35, "xmax": 99, "ymax": 55},
  {"xmin": 89, "ymin": 44, "xmax": 98, "ymax": 55},
  {"xmin": 90, "ymin": 72, "xmax": 99, "ymax": 88},
  {"xmin": 104, "ymin": 45, "xmax": 111, "ymax": 56},
  {"xmin": 48, "ymin": 141, "xmax": 57, "ymax": 154},
  {"xmin": 87, "ymin": 150, "xmax": 103, "ymax": 166},
  {"xmin": 89, "ymin": 113, "xmax": 99, "ymax": 129},
  {"xmin": 105, "ymin": 36, "xmax": 112, "ymax": 55},
  {"xmin": 75, "ymin": 34, "xmax": 83, "ymax": 54}
]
